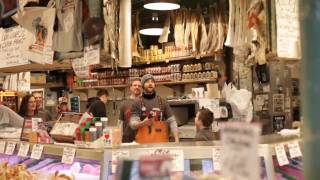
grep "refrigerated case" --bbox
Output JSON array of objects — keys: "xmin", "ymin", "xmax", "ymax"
[{"xmin": 102, "ymin": 134, "xmax": 302, "ymax": 180}]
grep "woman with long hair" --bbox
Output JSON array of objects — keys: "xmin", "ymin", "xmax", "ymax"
[{"xmin": 18, "ymin": 94, "xmax": 38, "ymax": 119}]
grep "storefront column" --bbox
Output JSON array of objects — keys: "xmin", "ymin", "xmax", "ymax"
[{"xmin": 299, "ymin": 1, "xmax": 320, "ymax": 179}]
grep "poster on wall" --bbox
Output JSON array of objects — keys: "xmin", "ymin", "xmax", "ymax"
[
  {"xmin": 275, "ymin": 0, "xmax": 301, "ymax": 59},
  {"xmin": 0, "ymin": 26, "xmax": 33, "ymax": 68},
  {"xmin": 30, "ymin": 88, "xmax": 45, "ymax": 109},
  {"xmin": 13, "ymin": 7, "xmax": 56, "ymax": 64}
]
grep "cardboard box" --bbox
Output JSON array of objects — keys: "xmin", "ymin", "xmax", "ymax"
[{"xmin": 31, "ymin": 73, "xmax": 46, "ymax": 84}]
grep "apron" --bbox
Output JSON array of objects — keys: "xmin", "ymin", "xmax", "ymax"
[{"xmin": 135, "ymin": 96, "xmax": 169, "ymax": 143}]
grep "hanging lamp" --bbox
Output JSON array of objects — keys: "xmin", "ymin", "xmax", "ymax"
[
  {"xmin": 144, "ymin": 0, "xmax": 180, "ymax": 11},
  {"xmin": 139, "ymin": 12, "xmax": 168, "ymax": 36}
]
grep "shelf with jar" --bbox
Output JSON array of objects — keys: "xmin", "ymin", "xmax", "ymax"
[{"xmin": 133, "ymin": 44, "xmax": 221, "ymax": 65}]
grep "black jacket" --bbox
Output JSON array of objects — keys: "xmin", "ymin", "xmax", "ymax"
[{"xmin": 87, "ymin": 97, "xmax": 107, "ymax": 117}]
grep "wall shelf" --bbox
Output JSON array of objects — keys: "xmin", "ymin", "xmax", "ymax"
[
  {"xmin": 72, "ymin": 79, "xmax": 217, "ymax": 90},
  {"xmin": 0, "ymin": 60, "xmax": 72, "ymax": 73}
]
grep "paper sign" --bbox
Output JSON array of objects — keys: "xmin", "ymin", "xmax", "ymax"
[
  {"xmin": 31, "ymin": 118, "xmax": 40, "ymax": 131},
  {"xmin": 112, "ymin": 150, "xmax": 130, "ymax": 173},
  {"xmin": 276, "ymin": 0, "xmax": 301, "ymax": 59},
  {"xmin": 31, "ymin": 144, "xmax": 44, "ymax": 160},
  {"xmin": 18, "ymin": 143, "xmax": 30, "ymax": 157},
  {"xmin": 0, "ymin": 26, "xmax": 31, "ymax": 68},
  {"xmin": 288, "ymin": 141, "xmax": 302, "ymax": 158},
  {"xmin": 61, "ymin": 147, "xmax": 76, "ymax": 164},
  {"xmin": 198, "ymin": 99, "xmax": 221, "ymax": 119},
  {"xmin": 0, "ymin": 141, "xmax": 6, "ymax": 154},
  {"xmin": 84, "ymin": 46, "xmax": 100, "ymax": 65},
  {"xmin": 72, "ymin": 57, "xmax": 91, "ymax": 79},
  {"xmin": 275, "ymin": 144, "xmax": 289, "ymax": 166},
  {"xmin": 220, "ymin": 122, "xmax": 261, "ymax": 180},
  {"xmin": 147, "ymin": 149, "xmax": 185, "ymax": 172},
  {"xmin": 5, "ymin": 142, "xmax": 16, "ymax": 155},
  {"xmin": 212, "ymin": 147, "xmax": 221, "ymax": 171}
]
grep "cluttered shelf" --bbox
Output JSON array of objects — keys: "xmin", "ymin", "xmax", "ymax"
[
  {"xmin": 72, "ymin": 79, "xmax": 217, "ymax": 90},
  {"xmin": 0, "ymin": 139, "xmax": 104, "ymax": 161},
  {"xmin": 0, "ymin": 60, "xmax": 72, "ymax": 73},
  {"xmin": 132, "ymin": 53, "xmax": 220, "ymax": 66}
]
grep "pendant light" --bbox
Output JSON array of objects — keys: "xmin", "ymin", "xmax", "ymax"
[
  {"xmin": 144, "ymin": 0, "xmax": 180, "ymax": 11},
  {"xmin": 139, "ymin": 12, "xmax": 168, "ymax": 36}
]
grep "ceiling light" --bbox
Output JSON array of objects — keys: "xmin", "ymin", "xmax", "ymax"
[
  {"xmin": 144, "ymin": 0, "xmax": 180, "ymax": 11},
  {"xmin": 139, "ymin": 28, "xmax": 164, "ymax": 36}
]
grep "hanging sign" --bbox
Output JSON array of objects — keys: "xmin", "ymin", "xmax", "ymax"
[
  {"xmin": 220, "ymin": 122, "xmax": 261, "ymax": 180},
  {"xmin": 0, "ymin": 26, "xmax": 32, "ymax": 68},
  {"xmin": 275, "ymin": 0, "xmax": 301, "ymax": 59},
  {"xmin": 84, "ymin": 46, "xmax": 100, "ymax": 65},
  {"xmin": 71, "ymin": 57, "xmax": 91, "ymax": 79}
]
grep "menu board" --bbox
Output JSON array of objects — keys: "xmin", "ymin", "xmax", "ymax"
[
  {"xmin": 276, "ymin": 0, "xmax": 301, "ymax": 59},
  {"xmin": 0, "ymin": 26, "xmax": 32, "ymax": 68}
]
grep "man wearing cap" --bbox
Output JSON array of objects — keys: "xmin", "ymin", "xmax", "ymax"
[
  {"xmin": 130, "ymin": 74, "xmax": 179, "ymax": 143},
  {"xmin": 119, "ymin": 78, "xmax": 142, "ymax": 143}
]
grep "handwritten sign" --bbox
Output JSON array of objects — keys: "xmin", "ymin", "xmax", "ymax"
[
  {"xmin": 31, "ymin": 144, "xmax": 44, "ymax": 160},
  {"xmin": 220, "ymin": 122, "xmax": 261, "ymax": 180},
  {"xmin": 275, "ymin": 144, "xmax": 289, "ymax": 166},
  {"xmin": 111, "ymin": 150, "xmax": 130, "ymax": 173},
  {"xmin": 18, "ymin": 143, "xmax": 30, "ymax": 157},
  {"xmin": 212, "ymin": 147, "xmax": 221, "ymax": 171},
  {"xmin": 5, "ymin": 142, "xmax": 16, "ymax": 155},
  {"xmin": 61, "ymin": 147, "xmax": 76, "ymax": 164},
  {"xmin": 84, "ymin": 46, "xmax": 100, "ymax": 65},
  {"xmin": 198, "ymin": 99, "xmax": 221, "ymax": 119},
  {"xmin": 0, "ymin": 26, "xmax": 31, "ymax": 68},
  {"xmin": 287, "ymin": 141, "xmax": 302, "ymax": 158},
  {"xmin": 276, "ymin": 0, "xmax": 301, "ymax": 59},
  {"xmin": 0, "ymin": 141, "xmax": 6, "ymax": 154},
  {"xmin": 147, "ymin": 149, "xmax": 184, "ymax": 172},
  {"xmin": 72, "ymin": 57, "xmax": 91, "ymax": 79}
]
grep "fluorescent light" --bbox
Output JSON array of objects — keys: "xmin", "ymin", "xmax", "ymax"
[
  {"xmin": 144, "ymin": 1, "xmax": 180, "ymax": 11},
  {"xmin": 139, "ymin": 28, "xmax": 164, "ymax": 36}
]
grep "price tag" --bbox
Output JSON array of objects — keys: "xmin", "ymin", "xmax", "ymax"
[
  {"xmin": 288, "ymin": 141, "xmax": 302, "ymax": 158},
  {"xmin": 31, "ymin": 118, "xmax": 41, "ymax": 131},
  {"xmin": 220, "ymin": 122, "xmax": 261, "ymax": 180},
  {"xmin": 275, "ymin": 144, "xmax": 289, "ymax": 166},
  {"xmin": 61, "ymin": 147, "xmax": 76, "ymax": 164},
  {"xmin": 147, "ymin": 149, "xmax": 184, "ymax": 172},
  {"xmin": 112, "ymin": 150, "xmax": 130, "ymax": 173},
  {"xmin": 212, "ymin": 147, "xmax": 221, "ymax": 171},
  {"xmin": 5, "ymin": 142, "xmax": 16, "ymax": 155},
  {"xmin": 31, "ymin": 144, "xmax": 44, "ymax": 160},
  {"xmin": 18, "ymin": 143, "xmax": 30, "ymax": 157},
  {"xmin": 0, "ymin": 141, "xmax": 6, "ymax": 154},
  {"xmin": 84, "ymin": 46, "xmax": 100, "ymax": 65}
]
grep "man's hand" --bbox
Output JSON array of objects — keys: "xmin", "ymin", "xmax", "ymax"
[
  {"xmin": 173, "ymin": 130, "xmax": 179, "ymax": 143},
  {"xmin": 139, "ymin": 117, "xmax": 152, "ymax": 127}
]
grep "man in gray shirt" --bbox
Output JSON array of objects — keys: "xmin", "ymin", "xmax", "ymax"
[
  {"xmin": 130, "ymin": 74, "xmax": 179, "ymax": 143},
  {"xmin": 119, "ymin": 78, "xmax": 142, "ymax": 143}
]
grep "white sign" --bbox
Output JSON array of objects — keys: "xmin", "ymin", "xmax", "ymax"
[
  {"xmin": 17, "ymin": 72, "xmax": 31, "ymax": 92},
  {"xmin": 61, "ymin": 147, "xmax": 76, "ymax": 164},
  {"xmin": 275, "ymin": 144, "xmax": 289, "ymax": 166},
  {"xmin": 84, "ymin": 46, "xmax": 100, "ymax": 65},
  {"xmin": 288, "ymin": 141, "xmax": 302, "ymax": 159},
  {"xmin": 111, "ymin": 150, "xmax": 130, "ymax": 173},
  {"xmin": 18, "ymin": 143, "xmax": 30, "ymax": 157},
  {"xmin": 72, "ymin": 57, "xmax": 91, "ymax": 79},
  {"xmin": 31, "ymin": 118, "xmax": 40, "ymax": 131},
  {"xmin": 212, "ymin": 147, "xmax": 221, "ymax": 171},
  {"xmin": 0, "ymin": 26, "xmax": 32, "ymax": 68},
  {"xmin": 31, "ymin": 144, "xmax": 44, "ymax": 160},
  {"xmin": 5, "ymin": 142, "xmax": 16, "ymax": 155},
  {"xmin": 147, "ymin": 149, "xmax": 185, "ymax": 172},
  {"xmin": 276, "ymin": 0, "xmax": 301, "ymax": 59},
  {"xmin": 220, "ymin": 122, "xmax": 261, "ymax": 180},
  {"xmin": 198, "ymin": 99, "xmax": 221, "ymax": 119},
  {"xmin": 0, "ymin": 141, "xmax": 6, "ymax": 154}
]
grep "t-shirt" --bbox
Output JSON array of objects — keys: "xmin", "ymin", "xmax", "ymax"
[
  {"xmin": 194, "ymin": 128, "xmax": 217, "ymax": 141},
  {"xmin": 88, "ymin": 100, "xmax": 107, "ymax": 117},
  {"xmin": 119, "ymin": 99, "xmax": 136, "ymax": 143}
]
